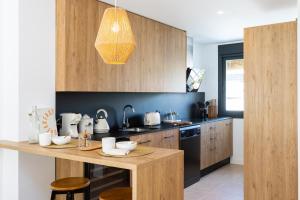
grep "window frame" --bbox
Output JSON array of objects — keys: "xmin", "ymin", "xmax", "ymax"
[{"xmin": 218, "ymin": 43, "xmax": 244, "ymax": 119}]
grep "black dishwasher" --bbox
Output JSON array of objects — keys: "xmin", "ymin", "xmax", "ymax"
[{"xmin": 180, "ymin": 125, "xmax": 201, "ymax": 188}]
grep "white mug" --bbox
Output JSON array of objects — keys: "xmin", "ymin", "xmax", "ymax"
[
  {"xmin": 102, "ymin": 137, "xmax": 116, "ymax": 153},
  {"xmin": 39, "ymin": 133, "xmax": 52, "ymax": 146}
]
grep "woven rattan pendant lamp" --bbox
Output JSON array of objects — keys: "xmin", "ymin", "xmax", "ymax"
[{"xmin": 95, "ymin": 0, "xmax": 136, "ymax": 65}]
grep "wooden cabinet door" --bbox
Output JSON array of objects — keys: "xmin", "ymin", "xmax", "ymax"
[
  {"xmin": 56, "ymin": 0, "xmax": 186, "ymax": 92},
  {"xmin": 130, "ymin": 129, "xmax": 179, "ymax": 149},
  {"xmin": 200, "ymin": 123, "xmax": 216, "ymax": 170},
  {"xmin": 158, "ymin": 129, "xmax": 179, "ymax": 149},
  {"xmin": 215, "ymin": 120, "xmax": 233, "ymax": 163},
  {"xmin": 201, "ymin": 119, "xmax": 233, "ymax": 170},
  {"xmin": 223, "ymin": 119, "xmax": 233, "ymax": 157},
  {"xmin": 130, "ymin": 133, "xmax": 159, "ymax": 147}
]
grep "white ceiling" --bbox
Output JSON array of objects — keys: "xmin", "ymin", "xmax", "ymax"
[{"xmin": 100, "ymin": 0, "xmax": 297, "ymax": 44}]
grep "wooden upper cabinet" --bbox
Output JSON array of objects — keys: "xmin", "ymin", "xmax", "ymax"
[
  {"xmin": 56, "ymin": 0, "xmax": 186, "ymax": 92},
  {"xmin": 244, "ymin": 21, "xmax": 297, "ymax": 200}
]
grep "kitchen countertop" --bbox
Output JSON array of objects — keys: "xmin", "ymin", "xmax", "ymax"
[{"xmin": 92, "ymin": 117, "xmax": 232, "ymax": 140}]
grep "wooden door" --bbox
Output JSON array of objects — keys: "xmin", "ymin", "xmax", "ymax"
[{"xmin": 244, "ymin": 21, "xmax": 297, "ymax": 200}]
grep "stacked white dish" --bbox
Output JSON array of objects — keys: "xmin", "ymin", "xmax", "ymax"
[{"xmin": 102, "ymin": 137, "xmax": 137, "ymax": 156}]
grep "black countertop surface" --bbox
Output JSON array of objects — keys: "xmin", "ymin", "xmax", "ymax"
[{"xmin": 91, "ymin": 117, "xmax": 232, "ymax": 141}]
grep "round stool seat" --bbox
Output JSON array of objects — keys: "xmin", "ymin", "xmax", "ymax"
[
  {"xmin": 99, "ymin": 187, "xmax": 132, "ymax": 200},
  {"xmin": 50, "ymin": 177, "xmax": 90, "ymax": 191}
]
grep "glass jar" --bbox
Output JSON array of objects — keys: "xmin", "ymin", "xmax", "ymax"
[
  {"xmin": 28, "ymin": 106, "xmax": 40, "ymax": 144},
  {"xmin": 78, "ymin": 131, "xmax": 91, "ymax": 148}
]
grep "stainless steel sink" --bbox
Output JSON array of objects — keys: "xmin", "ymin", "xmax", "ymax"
[{"xmin": 120, "ymin": 128, "xmax": 150, "ymax": 133}]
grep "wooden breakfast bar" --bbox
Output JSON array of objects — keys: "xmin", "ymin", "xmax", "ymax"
[{"xmin": 0, "ymin": 140, "xmax": 184, "ymax": 200}]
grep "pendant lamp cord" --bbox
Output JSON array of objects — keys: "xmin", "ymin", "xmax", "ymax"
[
  {"xmin": 114, "ymin": 0, "xmax": 119, "ymax": 26},
  {"xmin": 114, "ymin": 0, "xmax": 118, "ymax": 18}
]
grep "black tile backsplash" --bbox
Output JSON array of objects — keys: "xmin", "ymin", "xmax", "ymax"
[{"xmin": 56, "ymin": 92, "xmax": 205, "ymax": 130}]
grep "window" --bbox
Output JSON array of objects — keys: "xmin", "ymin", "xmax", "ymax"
[{"xmin": 218, "ymin": 43, "xmax": 244, "ymax": 118}]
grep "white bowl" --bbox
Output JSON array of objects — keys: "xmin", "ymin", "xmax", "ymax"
[
  {"xmin": 52, "ymin": 136, "xmax": 71, "ymax": 145},
  {"xmin": 116, "ymin": 141, "xmax": 137, "ymax": 151}
]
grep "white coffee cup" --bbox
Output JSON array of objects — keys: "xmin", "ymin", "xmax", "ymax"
[
  {"xmin": 39, "ymin": 133, "xmax": 52, "ymax": 146},
  {"xmin": 102, "ymin": 137, "xmax": 116, "ymax": 153}
]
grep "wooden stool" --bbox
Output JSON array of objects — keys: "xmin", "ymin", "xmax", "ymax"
[
  {"xmin": 50, "ymin": 177, "xmax": 90, "ymax": 200},
  {"xmin": 99, "ymin": 187, "xmax": 132, "ymax": 200}
]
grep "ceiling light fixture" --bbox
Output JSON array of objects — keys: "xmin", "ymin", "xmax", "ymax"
[
  {"xmin": 95, "ymin": 0, "xmax": 136, "ymax": 65},
  {"xmin": 217, "ymin": 10, "xmax": 225, "ymax": 15}
]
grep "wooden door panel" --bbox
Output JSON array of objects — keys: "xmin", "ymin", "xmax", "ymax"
[{"xmin": 244, "ymin": 21, "xmax": 297, "ymax": 200}]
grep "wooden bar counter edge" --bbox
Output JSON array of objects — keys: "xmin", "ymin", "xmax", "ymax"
[{"xmin": 0, "ymin": 140, "xmax": 184, "ymax": 200}]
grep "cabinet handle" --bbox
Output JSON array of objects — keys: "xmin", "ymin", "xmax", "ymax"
[
  {"xmin": 164, "ymin": 135, "xmax": 175, "ymax": 139},
  {"xmin": 139, "ymin": 140, "xmax": 151, "ymax": 144},
  {"xmin": 209, "ymin": 127, "xmax": 213, "ymax": 130},
  {"xmin": 225, "ymin": 123, "xmax": 230, "ymax": 126}
]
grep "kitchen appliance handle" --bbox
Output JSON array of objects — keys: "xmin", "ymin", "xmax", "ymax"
[
  {"xmin": 96, "ymin": 109, "xmax": 108, "ymax": 119},
  {"xmin": 180, "ymin": 134, "xmax": 200, "ymax": 141}
]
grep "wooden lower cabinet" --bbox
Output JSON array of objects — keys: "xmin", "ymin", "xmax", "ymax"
[
  {"xmin": 200, "ymin": 119, "xmax": 233, "ymax": 170},
  {"xmin": 129, "ymin": 129, "xmax": 179, "ymax": 149}
]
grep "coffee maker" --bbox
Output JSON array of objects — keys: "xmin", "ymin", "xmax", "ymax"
[{"xmin": 60, "ymin": 113, "xmax": 82, "ymax": 138}]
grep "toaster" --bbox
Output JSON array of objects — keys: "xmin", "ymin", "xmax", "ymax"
[{"xmin": 144, "ymin": 112, "xmax": 161, "ymax": 126}]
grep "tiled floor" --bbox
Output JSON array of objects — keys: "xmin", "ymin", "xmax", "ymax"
[{"xmin": 184, "ymin": 164, "xmax": 243, "ymax": 200}]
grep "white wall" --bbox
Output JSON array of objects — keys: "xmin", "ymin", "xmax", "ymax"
[
  {"xmin": 195, "ymin": 42, "xmax": 244, "ymax": 165},
  {"xmin": 197, "ymin": 43, "xmax": 218, "ymax": 100},
  {"xmin": 0, "ymin": 1, "xmax": 20, "ymax": 199},
  {"xmin": 18, "ymin": 0, "xmax": 56, "ymax": 199},
  {"xmin": 0, "ymin": 0, "xmax": 56, "ymax": 199},
  {"xmin": 0, "ymin": 0, "xmax": 4, "ymax": 197}
]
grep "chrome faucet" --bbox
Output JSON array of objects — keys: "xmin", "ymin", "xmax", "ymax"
[{"xmin": 122, "ymin": 104, "xmax": 135, "ymax": 129}]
